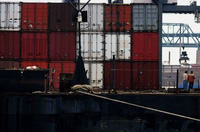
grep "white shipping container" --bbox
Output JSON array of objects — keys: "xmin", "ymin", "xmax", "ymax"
[
  {"xmin": 84, "ymin": 62, "xmax": 103, "ymax": 89},
  {"xmin": 132, "ymin": 4, "xmax": 158, "ymax": 31},
  {"xmin": 105, "ymin": 33, "xmax": 131, "ymax": 60},
  {"xmin": 131, "ymin": 0, "xmax": 152, "ymax": 3},
  {"xmin": 79, "ymin": 3, "xmax": 104, "ymax": 31},
  {"xmin": 77, "ymin": 32, "xmax": 104, "ymax": 61},
  {"xmin": 0, "ymin": 3, "xmax": 21, "ymax": 31}
]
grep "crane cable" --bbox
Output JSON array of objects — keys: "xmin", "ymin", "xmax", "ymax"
[{"xmin": 77, "ymin": 91, "xmax": 200, "ymax": 122}]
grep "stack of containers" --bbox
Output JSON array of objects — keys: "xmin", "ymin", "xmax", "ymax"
[
  {"xmin": 0, "ymin": 3, "xmax": 21, "ymax": 69},
  {"xmin": 104, "ymin": 4, "xmax": 132, "ymax": 90},
  {"xmin": 20, "ymin": 3, "xmax": 49, "ymax": 69},
  {"xmin": 78, "ymin": 3, "xmax": 104, "ymax": 89},
  {"xmin": 131, "ymin": 3, "xmax": 159, "ymax": 90},
  {"xmin": 48, "ymin": 3, "xmax": 76, "ymax": 90}
]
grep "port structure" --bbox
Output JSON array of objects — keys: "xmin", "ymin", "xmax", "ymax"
[{"xmin": 162, "ymin": 23, "xmax": 200, "ymax": 49}]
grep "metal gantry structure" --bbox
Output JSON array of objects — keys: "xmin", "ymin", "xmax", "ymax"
[
  {"xmin": 162, "ymin": 23, "xmax": 200, "ymax": 49},
  {"xmin": 158, "ymin": 0, "xmax": 200, "ymax": 88}
]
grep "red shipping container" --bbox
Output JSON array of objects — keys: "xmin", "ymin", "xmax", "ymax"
[
  {"xmin": 132, "ymin": 61, "xmax": 159, "ymax": 90},
  {"xmin": 132, "ymin": 32, "xmax": 159, "ymax": 61},
  {"xmin": 21, "ymin": 61, "xmax": 48, "ymax": 69},
  {"xmin": 0, "ymin": 61, "xmax": 20, "ymax": 69},
  {"xmin": 21, "ymin": 33, "xmax": 48, "ymax": 59},
  {"xmin": 49, "ymin": 32, "xmax": 76, "ymax": 61},
  {"xmin": 0, "ymin": 32, "xmax": 20, "ymax": 60},
  {"xmin": 49, "ymin": 61, "xmax": 75, "ymax": 90},
  {"xmin": 49, "ymin": 3, "xmax": 76, "ymax": 31},
  {"xmin": 22, "ymin": 3, "xmax": 48, "ymax": 31},
  {"xmin": 104, "ymin": 61, "xmax": 131, "ymax": 90},
  {"xmin": 105, "ymin": 4, "xmax": 131, "ymax": 32}
]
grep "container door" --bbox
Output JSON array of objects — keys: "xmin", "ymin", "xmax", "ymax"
[
  {"xmin": 0, "ymin": 3, "xmax": 7, "ymax": 29},
  {"xmin": 104, "ymin": 62, "xmax": 131, "ymax": 90},
  {"xmin": 146, "ymin": 4, "xmax": 158, "ymax": 31},
  {"xmin": 84, "ymin": 62, "xmax": 103, "ymax": 88},
  {"xmin": 35, "ymin": 33, "xmax": 48, "ymax": 59},
  {"xmin": 35, "ymin": 3, "xmax": 48, "ymax": 30},
  {"xmin": 132, "ymin": 5, "xmax": 145, "ymax": 31},
  {"xmin": 105, "ymin": 33, "xmax": 130, "ymax": 60},
  {"xmin": 78, "ymin": 32, "xmax": 104, "ymax": 61},
  {"xmin": 21, "ymin": 33, "xmax": 35, "ymax": 59}
]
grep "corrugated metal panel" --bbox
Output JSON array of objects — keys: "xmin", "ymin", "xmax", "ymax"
[
  {"xmin": 0, "ymin": 32, "xmax": 20, "ymax": 59},
  {"xmin": 132, "ymin": 4, "xmax": 158, "ymax": 32},
  {"xmin": 105, "ymin": 4, "xmax": 131, "ymax": 32},
  {"xmin": 49, "ymin": 3, "xmax": 76, "ymax": 31},
  {"xmin": 21, "ymin": 61, "xmax": 48, "ymax": 69},
  {"xmin": 77, "ymin": 32, "xmax": 104, "ymax": 61},
  {"xmin": 22, "ymin": 3, "xmax": 48, "ymax": 31},
  {"xmin": 84, "ymin": 61, "xmax": 103, "ymax": 88},
  {"xmin": 0, "ymin": 3, "xmax": 21, "ymax": 31},
  {"xmin": 0, "ymin": 61, "xmax": 20, "ymax": 69},
  {"xmin": 35, "ymin": 33, "xmax": 48, "ymax": 59},
  {"xmin": 105, "ymin": 33, "xmax": 131, "ymax": 60},
  {"xmin": 132, "ymin": 32, "xmax": 159, "ymax": 61},
  {"xmin": 21, "ymin": 33, "xmax": 48, "ymax": 59},
  {"xmin": 132, "ymin": 61, "xmax": 159, "ymax": 90},
  {"xmin": 49, "ymin": 61, "xmax": 75, "ymax": 90},
  {"xmin": 49, "ymin": 32, "xmax": 76, "ymax": 61},
  {"xmin": 104, "ymin": 61, "xmax": 131, "ymax": 90},
  {"xmin": 63, "ymin": 62, "xmax": 75, "ymax": 73},
  {"xmin": 79, "ymin": 3, "xmax": 104, "ymax": 31}
]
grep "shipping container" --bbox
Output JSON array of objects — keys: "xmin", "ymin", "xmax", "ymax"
[
  {"xmin": 21, "ymin": 33, "xmax": 48, "ymax": 60},
  {"xmin": 104, "ymin": 61, "xmax": 131, "ymax": 90},
  {"xmin": 105, "ymin": 33, "xmax": 131, "ymax": 60},
  {"xmin": 0, "ymin": 61, "xmax": 20, "ymax": 69},
  {"xmin": 22, "ymin": 3, "xmax": 48, "ymax": 31},
  {"xmin": 0, "ymin": 3, "xmax": 21, "ymax": 31},
  {"xmin": 49, "ymin": 32, "xmax": 76, "ymax": 61},
  {"xmin": 131, "ymin": 0, "xmax": 152, "ymax": 3},
  {"xmin": 84, "ymin": 61, "xmax": 103, "ymax": 88},
  {"xmin": 77, "ymin": 32, "xmax": 104, "ymax": 61},
  {"xmin": 79, "ymin": 3, "xmax": 104, "ymax": 32},
  {"xmin": 21, "ymin": 61, "xmax": 48, "ymax": 69},
  {"xmin": 132, "ymin": 4, "xmax": 158, "ymax": 31},
  {"xmin": 105, "ymin": 4, "xmax": 131, "ymax": 32},
  {"xmin": 132, "ymin": 61, "xmax": 159, "ymax": 90},
  {"xmin": 0, "ymin": 32, "xmax": 20, "ymax": 59},
  {"xmin": 132, "ymin": 32, "xmax": 159, "ymax": 61},
  {"xmin": 49, "ymin": 3, "xmax": 76, "ymax": 31},
  {"xmin": 49, "ymin": 61, "xmax": 75, "ymax": 90}
]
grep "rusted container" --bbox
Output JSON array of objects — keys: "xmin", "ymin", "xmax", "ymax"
[
  {"xmin": 0, "ymin": 2, "xmax": 21, "ymax": 31},
  {"xmin": 22, "ymin": 3, "xmax": 48, "ymax": 31},
  {"xmin": 21, "ymin": 61, "xmax": 48, "ymax": 69},
  {"xmin": 77, "ymin": 32, "xmax": 104, "ymax": 61},
  {"xmin": 132, "ymin": 4, "xmax": 158, "ymax": 32},
  {"xmin": 49, "ymin": 61, "xmax": 75, "ymax": 90},
  {"xmin": 132, "ymin": 32, "xmax": 159, "ymax": 61},
  {"xmin": 132, "ymin": 61, "xmax": 159, "ymax": 90},
  {"xmin": 21, "ymin": 33, "xmax": 48, "ymax": 60},
  {"xmin": 104, "ymin": 61, "xmax": 131, "ymax": 90},
  {"xmin": 79, "ymin": 3, "xmax": 104, "ymax": 32},
  {"xmin": 49, "ymin": 3, "xmax": 76, "ymax": 31},
  {"xmin": 0, "ymin": 32, "xmax": 20, "ymax": 60},
  {"xmin": 105, "ymin": 4, "xmax": 131, "ymax": 32},
  {"xmin": 49, "ymin": 32, "xmax": 76, "ymax": 61},
  {"xmin": 84, "ymin": 61, "xmax": 103, "ymax": 88},
  {"xmin": 0, "ymin": 61, "xmax": 20, "ymax": 69},
  {"xmin": 105, "ymin": 33, "xmax": 131, "ymax": 60}
]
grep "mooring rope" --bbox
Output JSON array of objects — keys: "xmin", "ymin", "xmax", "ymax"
[{"xmin": 77, "ymin": 91, "xmax": 200, "ymax": 122}]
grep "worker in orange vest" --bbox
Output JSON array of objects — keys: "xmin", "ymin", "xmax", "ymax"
[{"xmin": 187, "ymin": 71, "xmax": 195, "ymax": 90}]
